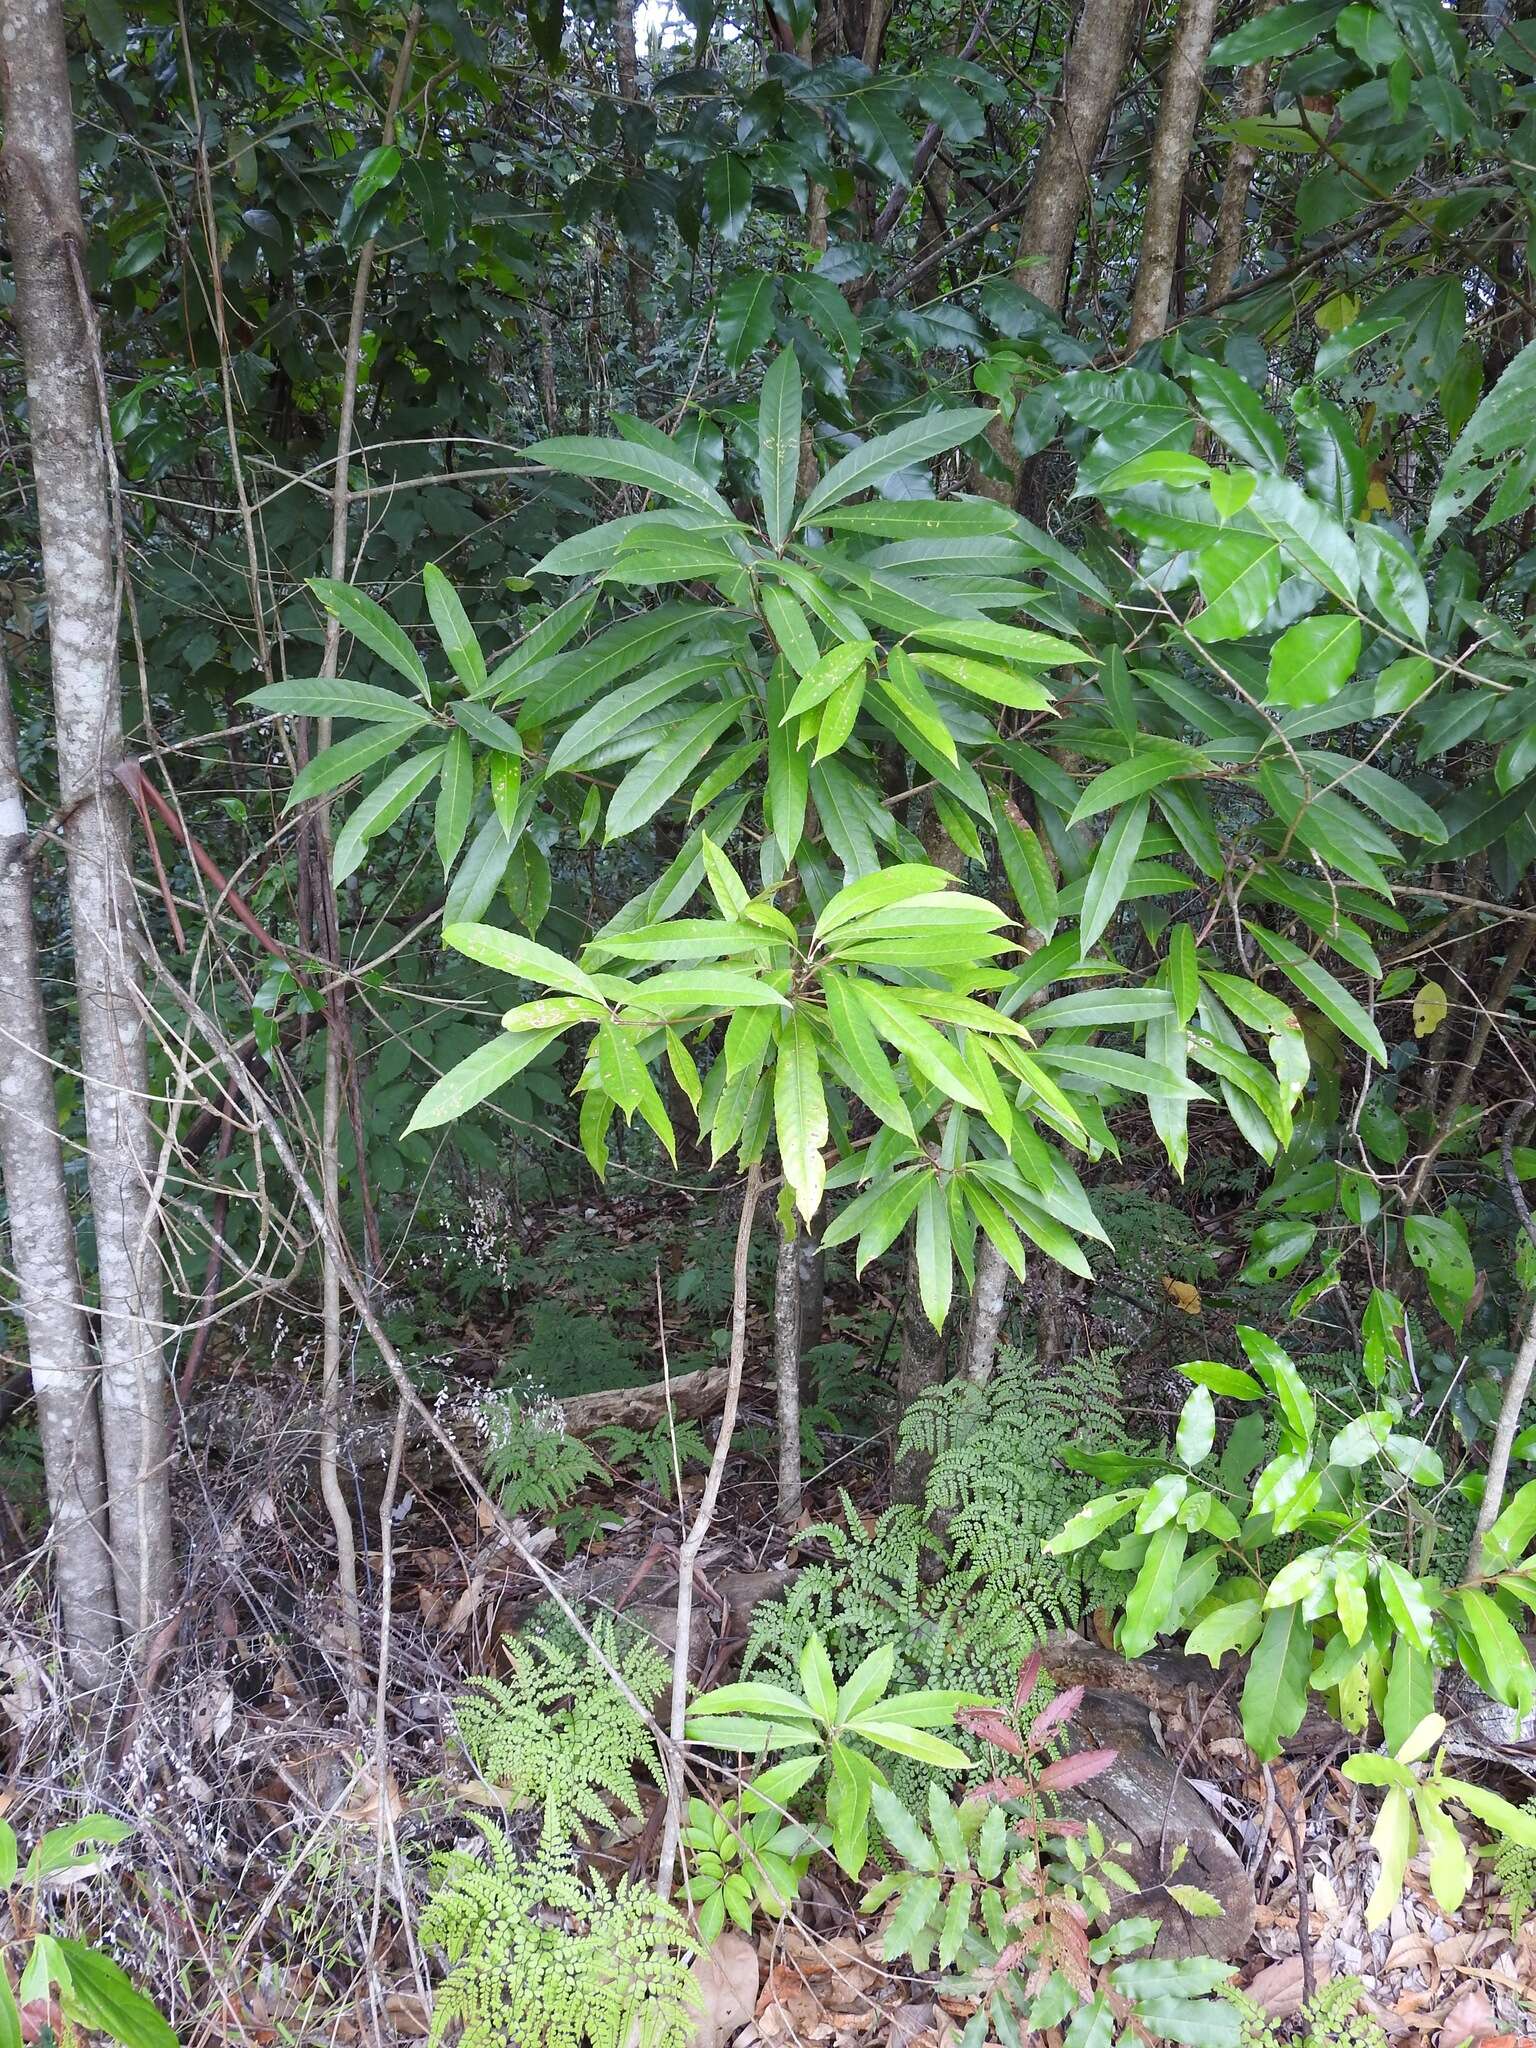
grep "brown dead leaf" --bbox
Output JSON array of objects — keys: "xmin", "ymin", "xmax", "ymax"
[
  {"xmin": 383, "ymin": 1993, "xmax": 431, "ymax": 2038},
  {"xmin": 443, "ymin": 1572, "xmax": 487, "ymax": 1636},
  {"xmin": 1245, "ymin": 1956, "xmax": 1331, "ymax": 2020},
  {"xmin": 690, "ymin": 1932, "xmax": 759, "ymax": 2048},
  {"xmin": 1437, "ymin": 1987, "xmax": 1497, "ymax": 2048}
]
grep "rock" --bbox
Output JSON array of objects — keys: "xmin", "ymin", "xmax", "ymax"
[
  {"xmin": 688, "ymin": 1932, "xmax": 759, "ymax": 2048},
  {"xmin": 1053, "ymin": 1689, "xmax": 1257, "ymax": 1961}
]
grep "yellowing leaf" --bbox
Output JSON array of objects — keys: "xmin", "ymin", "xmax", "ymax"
[
  {"xmin": 1413, "ymin": 980, "xmax": 1447, "ymax": 1039},
  {"xmin": 1365, "ymin": 476, "xmax": 1392, "ymax": 511},
  {"xmin": 1162, "ymin": 1276, "xmax": 1202, "ymax": 1315},
  {"xmin": 1315, "ymin": 291, "xmax": 1360, "ymax": 332}
]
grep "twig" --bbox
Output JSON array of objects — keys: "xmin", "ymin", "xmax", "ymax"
[
  {"xmin": 656, "ymin": 1162, "xmax": 765, "ymax": 1900},
  {"xmin": 1470, "ymin": 1099, "xmax": 1536, "ymax": 1576},
  {"xmin": 1269, "ymin": 1765, "xmax": 1315, "ymax": 2008}
]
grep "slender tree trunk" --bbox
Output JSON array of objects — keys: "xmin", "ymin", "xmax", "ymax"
[
  {"xmin": 979, "ymin": 0, "xmax": 1142, "ymax": 495},
  {"xmin": 796, "ymin": 1220, "xmax": 825, "ymax": 1356},
  {"xmin": 773, "ymin": 1222, "xmax": 803, "ymax": 1531},
  {"xmin": 307, "ymin": 7, "xmax": 419, "ymax": 1697},
  {"xmin": 1207, "ymin": 6, "xmax": 1276, "ymax": 303},
  {"xmin": 612, "ymin": 0, "xmax": 652, "ymax": 363},
  {"xmin": 0, "ymin": 671, "xmax": 117, "ymax": 1685},
  {"xmin": 963, "ymin": 1242, "xmax": 1011, "ymax": 1385},
  {"xmin": 1127, "ymin": 0, "xmax": 1222, "ymax": 349},
  {"xmin": 1, "ymin": 0, "xmax": 174, "ymax": 1647}
]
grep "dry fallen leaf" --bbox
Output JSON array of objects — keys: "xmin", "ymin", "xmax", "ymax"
[
  {"xmin": 1437, "ymin": 1987, "xmax": 1497, "ymax": 2048},
  {"xmin": 690, "ymin": 1932, "xmax": 759, "ymax": 2048},
  {"xmin": 1162, "ymin": 1276, "xmax": 1202, "ymax": 1314}
]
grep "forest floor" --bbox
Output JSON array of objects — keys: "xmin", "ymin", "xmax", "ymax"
[{"xmin": 1, "ymin": 1182, "xmax": 1533, "ymax": 2047}]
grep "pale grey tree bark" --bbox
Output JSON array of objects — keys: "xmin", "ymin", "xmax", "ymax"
[
  {"xmin": 1126, "ymin": 0, "xmax": 1223, "ymax": 348},
  {"xmin": 0, "ymin": 672, "xmax": 117, "ymax": 1685},
  {"xmin": 773, "ymin": 1223, "xmax": 803, "ymax": 1532},
  {"xmin": 1207, "ymin": 40, "xmax": 1275, "ymax": 303},
  {"xmin": 963, "ymin": 1241, "xmax": 1012, "ymax": 1385},
  {"xmin": 1, "ymin": 0, "xmax": 174, "ymax": 1645}
]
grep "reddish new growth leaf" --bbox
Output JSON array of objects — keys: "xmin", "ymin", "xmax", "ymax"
[
  {"xmin": 956, "ymin": 1707, "xmax": 1025, "ymax": 1754},
  {"xmin": 1013, "ymin": 1650, "xmax": 1044, "ymax": 1711},
  {"xmin": 1013, "ymin": 1814, "xmax": 1088, "ymax": 1838},
  {"xmin": 974, "ymin": 1774, "xmax": 1032, "ymax": 1802},
  {"xmin": 1028, "ymin": 1684, "xmax": 1084, "ymax": 1748},
  {"xmin": 1036, "ymin": 1747, "xmax": 1117, "ymax": 1792}
]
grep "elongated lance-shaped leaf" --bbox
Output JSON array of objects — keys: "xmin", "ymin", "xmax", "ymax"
[
  {"xmin": 405, "ymin": 1028, "xmax": 562, "ymax": 1134},
  {"xmin": 422, "ymin": 562, "xmax": 487, "ymax": 694},
  {"xmin": 333, "ymin": 746, "xmax": 444, "ymax": 885},
  {"xmin": 775, "ymin": 1009, "xmax": 829, "ymax": 1220},
  {"xmin": 308, "ymin": 578, "xmax": 429, "ymax": 695},
  {"xmin": 758, "ymin": 347, "xmax": 802, "ymax": 550},
  {"xmin": 797, "ymin": 408, "xmax": 992, "ymax": 527}
]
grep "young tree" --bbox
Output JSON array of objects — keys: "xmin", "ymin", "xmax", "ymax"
[{"xmin": 0, "ymin": 0, "xmax": 174, "ymax": 1648}]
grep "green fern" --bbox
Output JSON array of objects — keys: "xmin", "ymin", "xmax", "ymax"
[
  {"xmin": 1493, "ymin": 1797, "xmax": 1536, "ymax": 1932},
  {"xmin": 480, "ymin": 1397, "xmax": 605, "ymax": 1517},
  {"xmin": 453, "ymin": 1620, "xmax": 667, "ymax": 1843},
  {"xmin": 746, "ymin": 1348, "xmax": 1129, "ymax": 1802},
  {"xmin": 1221, "ymin": 1976, "xmax": 1386, "ymax": 2048},
  {"xmin": 421, "ymin": 1825, "xmax": 696, "ymax": 2048},
  {"xmin": 594, "ymin": 1419, "xmax": 709, "ymax": 1499}
]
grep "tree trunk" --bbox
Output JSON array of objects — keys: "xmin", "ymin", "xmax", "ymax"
[
  {"xmin": 773, "ymin": 1222, "xmax": 803, "ymax": 1531},
  {"xmin": 1127, "ymin": 0, "xmax": 1222, "ymax": 349},
  {"xmin": 1015, "ymin": 0, "xmax": 1143, "ymax": 316},
  {"xmin": 1, "ymin": 0, "xmax": 175, "ymax": 1646},
  {"xmin": 1207, "ymin": 3, "xmax": 1277, "ymax": 303},
  {"xmin": 963, "ymin": 1240, "xmax": 1012, "ymax": 1385},
  {"xmin": 0, "ymin": 669, "xmax": 117, "ymax": 1685},
  {"xmin": 980, "ymin": 0, "xmax": 1143, "ymax": 495}
]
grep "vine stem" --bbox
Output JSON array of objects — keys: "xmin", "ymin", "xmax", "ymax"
[{"xmin": 657, "ymin": 1163, "xmax": 765, "ymax": 1901}]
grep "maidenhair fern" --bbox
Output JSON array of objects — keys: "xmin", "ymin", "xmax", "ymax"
[
  {"xmin": 480, "ymin": 1396, "xmax": 605, "ymax": 1518},
  {"xmin": 747, "ymin": 1349, "xmax": 1130, "ymax": 1744},
  {"xmin": 1493, "ymin": 1797, "xmax": 1536, "ymax": 1932},
  {"xmin": 1221, "ymin": 1977, "xmax": 1386, "ymax": 2048},
  {"xmin": 422, "ymin": 1825, "xmax": 696, "ymax": 2048},
  {"xmin": 453, "ymin": 1619, "xmax": 667, "ymax": 1842}
]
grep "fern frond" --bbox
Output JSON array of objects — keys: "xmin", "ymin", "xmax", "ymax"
[
  {"xmin": 453, "ymin": 1620, "xmax": 666, "ymax": 1844},
  {"xmin": 422, "ymin": 1824, "xmax": 697, "ymax": 2048}
]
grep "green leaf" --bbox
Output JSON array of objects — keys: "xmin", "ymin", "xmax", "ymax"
[
  {"xmin": 1377, "ymin": 1560, "xmax": 1436, "ymax": 1653},
  {"xmin": 332, "ymin": 746, "xmax": 444, "ymax": 885},
  {"xmin": 1484, "ymin": 1480, "xmax": 1536, "ymax": 1570},
  {"xmin": 404, "ymin": 1029, "xmax": 562, "ymax": 1134},
  {"xmin": 1121, "ymin": 1524, "xmax": 1187, "ymax": 1657},
  {"xmin": 422, "ymin": 563, "xmax": 488, "ymax": 694},
  {"xmin": 1185, "ymin": 357, "xmax": 1287, "ymax": 470},
  {"xmin": 1239, "ymin": 1219, "xmax": 1317, "ymax": 1285},
  {"xmin": 1365, "ymin": 1786, "xmax": 1414, "ymax": 1931},
  {"xmin": 1079, "ymin": 797, "xmax": 1149, "ymax": 953},
  {"xmin": 784, "ymin": 640, "xmax": 875, "ymax": 720},
  {"xmin": 775, "ymin": 1010, "xmax": 829, "ymax": 1222},
  {"xmin": 1453, "ymin": 1589, "xmax": 1535, "ymax": 1716},
  {"xmin": 308, "ymin": 578, "xmax": 429, "ymax": 694},
  {"xmin": 453, "ymin": 700, "xmax": 524, "ymax": 755},
  {"xmin": 1247, "ymin": 475, "xmax": 1359, "ymax": 604},
  {"xmin": 1068, "ymin": 743, "xmax": 1205, "ymax": 825},
  {"xmin": 909, "ymin": 619, "xmax": 1085, "ymax": 667},
  {"xmin": 1264, "ymin": 615, "xmax": 1362, "ymax": 708},
  {"xmin": 1241, "ymin": 1603, "xmax": 1312, "ymax": 1760},
  {"xmin": 1176, "ymin": 1386, "xmax": 1215, "ymax": 1467},
  {"xmin": 1168, "ymin": 924, "xmax": 1200, "ymax": 1025},
  {"xmin": 915, "ymin": 1174, "xmax": 953, "ymax": 1330},
  {"xmin": 705, "ymin": 151, "xmax": 753, "ymax": 241},
  {"xmin": 1211, "ymin": 0, "xmax": 1339, "ymax": 61},
  {"xmin": 348, "ymin": 141, "xmax": 402, "ymax": 212},
  {"xmin": 1044, "ymin": 1490, "xmax": 1143, "ymax": 1555},
  {"xmin": 1247, "ymin": 925, "xmax": 1387, "ymax": 1066},
  {"xmin": 798, "ymin": 410, "xmax": 992, "ymax": 526},
  {"xmin": 1357, "ymin": 525, "xmax": 1429, "ymax": 643},
  {"xmin": 1402, "ymin": 1213, "xmax": 1475, "ymax": 1313},
  {"xmin": 443, "ymin": 923, "xmax": 608, "ymax": 1001},
  {"xmin": 0, "ymin": 1974, "xmax": 18, "ymax": 2048},
  {"xmin": 606, "ymin": 698, "xmax": 745, "ymax": 839},
  {"xmin": 246, "ymin": 677, "xmax": 434, "ymax": 725},
  {"xmin": 285, "ymin": 721, "xmax": 421, "ymax": 810},
  {"xmin": 881, "ymin": 1875, "xmax": 944, "ymax": 1962},
  {"xmin": 869, "ymin": 1784, "xmax": 939, "ymax": 1873},
  {"xmin": 821, "ymin": 971, "xmax": 916, "ymax": 1139},
  {"xmin": 52, "ymin": 1940, "xmax": 176, "ymax": 2048},
  {"xmin": 1189, "ymin": 530, "xmax": 1282, "ymax": 642},
  {"xmin": 525, "ymin": 435, "xmax": 735, "ymax": 521},
  {"xmin": 759, "ymin": 348, "xmax": 802, "ymax": 550},
  {"xmin": 434, "ymin": 728, "xmax": 473, "ymax": 875},
  {"xmin": 717, "ymin": 273, "xmax": 778, "ymax": 372}
]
